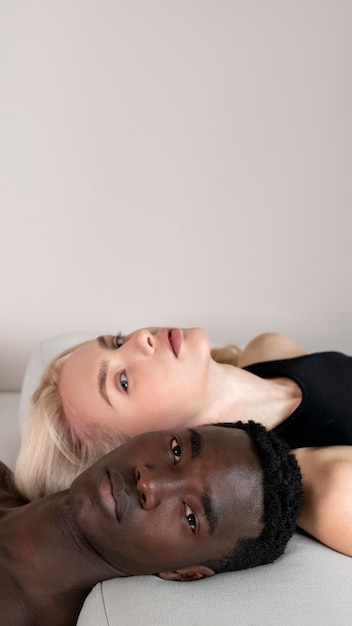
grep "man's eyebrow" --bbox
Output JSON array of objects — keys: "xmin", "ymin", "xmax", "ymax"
[
  {"xmin": 201, "ymin": 492, "xmax": 218, "ymax": 536},
  {"xmin": 98, "ymin": 361, "xmax": 112, "ymax": 407},
  {"xmin": 188, "ymin": 428, "xmax": 203, "ymax": 458},
  {"xmin": 188, "ymin": 429, "xmax": 218, "ymax": 535}
]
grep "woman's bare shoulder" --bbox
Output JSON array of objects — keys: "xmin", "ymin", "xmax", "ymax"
[
  {"xmin": 237, "ymin": 332, "xmax": 307, "ymax": 368},
  {"xmin": 294, "ymin": 446, "xmax": 352, "ymax": 557}
]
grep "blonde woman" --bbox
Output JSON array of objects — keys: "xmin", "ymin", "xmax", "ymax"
[
  {"xmin": 15, "ymin": 328, "xmax": 352, "ymax": 557},
  {"xmin": 16, "ymin": 330, "xmax": 241, "ymax": 499}
]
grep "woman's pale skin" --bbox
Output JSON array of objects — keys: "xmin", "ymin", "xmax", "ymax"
[
  {"xmin": 59, "ymin": 328, "xmax": 303, "ymax": 437},
  {"xmin": 59, "ymin": 328, "xmax": 352, "ymax": 557}
]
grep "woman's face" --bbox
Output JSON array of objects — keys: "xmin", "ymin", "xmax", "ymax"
[{"xmin": 60, "ymin": 327, "xmax": 212, "ymax": 437}]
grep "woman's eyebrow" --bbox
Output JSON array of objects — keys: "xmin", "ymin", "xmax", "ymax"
[
  {"xmin": 97, "ymin": 336, "xmax": 109, "ymax": 348},
  {"xmin": 98, "ymin": 361, "xmax": 112, "ymax": 406}
]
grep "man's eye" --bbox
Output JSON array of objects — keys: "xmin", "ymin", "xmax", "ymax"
[
  {"xmin": 185, "ymin": 504, "xmax": 196, "ymax": 533},
  {"xmin": 119, "ymin": 371, "xmax": 128, "ymax": 392},
  {"xmin": 171, "ymin": 437, "xmax": 182, "ymax": 460},
  {"xmin": 114, "ymin": 333, "xmax": 125, "ymax": 348}
]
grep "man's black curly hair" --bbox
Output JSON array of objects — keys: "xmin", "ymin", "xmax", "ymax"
[{"xmin": 204, "ymin": 421, "xmax": 303, "ymax": 573}]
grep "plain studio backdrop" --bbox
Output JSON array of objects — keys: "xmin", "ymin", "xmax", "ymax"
[{"xmin": 1, "ymin": 0, "xmax": 351, "ymax": 391}]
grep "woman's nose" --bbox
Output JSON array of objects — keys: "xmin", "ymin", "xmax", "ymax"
[
  {"xmin": 135, "ymin": 466, "xmax": 167, "ymax": 509},
  {"xmin": 133, "ymin": 329, "xmax": 155, "ymax": 357}
]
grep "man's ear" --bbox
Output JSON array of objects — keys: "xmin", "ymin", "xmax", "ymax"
[{"xmin": 158, "ymin": 565, "xmax": 215, "ymax": 582}]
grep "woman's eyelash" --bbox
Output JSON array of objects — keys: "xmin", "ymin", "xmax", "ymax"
[
  {"xmin": 114, "ymin": 333, "xmax": 125, "ymax": 348},
  {"xmin": 119, "ymin": 371, "xmax": 128, "ymax": 393}
]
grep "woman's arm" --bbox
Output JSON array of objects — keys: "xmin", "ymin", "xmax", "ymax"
[
  {"xmin": 237, "ymin": 332, "xmax": 307, "ymax": 368},
  {"xmin": 294, "ymin": 446, "xmax": 352, "ymax": 557}
]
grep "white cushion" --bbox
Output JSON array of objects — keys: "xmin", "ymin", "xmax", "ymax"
[
  {"xmin": 78, "ymin": 533, "xmax": 352, "ymax": 626},
  {"xmin": 19, "ymin": 333, "xmax": 97, "ymax": 429}
]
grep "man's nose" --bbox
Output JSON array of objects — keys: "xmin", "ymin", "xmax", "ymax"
[
  {"xmin": 133, "ymin": 329, "xmax": 155, "ymax": 357},
  {"xmin": 135, "ymin": 465, "xmax": 171, "ymax": 509}
]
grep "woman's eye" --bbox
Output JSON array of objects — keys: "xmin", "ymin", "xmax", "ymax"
[
  {"xmin": 114, "ymin": 333, "xmax": 125, "ymax": 348},
  {"xmin": 171, "ymin": 437, "xmax": 182, "ymax": 460},
  {"xmin": 185, "ymin": 504, "xmax": 196, "ymax": 533},
  {"xmin": 119, "ymin": 371, "xmax": 129, "ymax": 393}
]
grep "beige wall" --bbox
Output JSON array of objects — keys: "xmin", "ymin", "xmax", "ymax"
[{"xmin": 1, "ymin": 0, "xmax": 351, "ymax": 390}]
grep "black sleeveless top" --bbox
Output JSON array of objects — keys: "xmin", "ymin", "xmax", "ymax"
[{"xmin": 244, "ymin": 352, "xmax": 352, "ymax": 449}]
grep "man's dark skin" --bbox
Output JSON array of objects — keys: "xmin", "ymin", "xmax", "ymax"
[{"xmin": 0, "ymin": 426, "xmax": 263, "ymax": 626}]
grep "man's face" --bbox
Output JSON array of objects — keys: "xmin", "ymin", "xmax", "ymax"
[{"xmin": 69, "ymin": 426, "xmax": 264, "ymax": 577}]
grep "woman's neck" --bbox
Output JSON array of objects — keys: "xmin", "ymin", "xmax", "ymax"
[{"xmin": 192, "ymin": 360, "xmax": 301, "ymax": 430}]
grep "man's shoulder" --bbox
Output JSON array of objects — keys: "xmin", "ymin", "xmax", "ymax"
[
  {"xmin": 0, "ymin": 462, "xmax": 27, "ymax": 507},
  {"xmin": 0, "ymin": 461, "xmax": 13, "ymax": 485}
]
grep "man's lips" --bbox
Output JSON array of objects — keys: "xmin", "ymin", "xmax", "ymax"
[{"xmin": 98, "ymin": 471, "xmax": 128, "ymax": 522}]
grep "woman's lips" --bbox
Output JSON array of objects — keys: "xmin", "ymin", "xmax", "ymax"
[
  {"xmin": 160, "ymin": 328, "xmax": 182, "ymax": 357},
  {"xmin": 169, "ymin": 328, "xmax": 182, "ymax": 357}
]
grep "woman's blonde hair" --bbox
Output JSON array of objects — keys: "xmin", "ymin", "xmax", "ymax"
[
  {"xmin": 15, "ymin": 339, "xmax": 242, "ymax": 501},
  {"xmin": 14, "ymin": 343, "xmax": 128, "ymax": 501}
]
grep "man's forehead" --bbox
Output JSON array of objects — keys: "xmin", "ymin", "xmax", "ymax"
[{"xmin": 196, "ymin": 424, "xmax": 253, "ymax": 451}]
